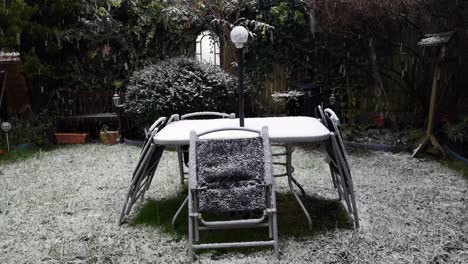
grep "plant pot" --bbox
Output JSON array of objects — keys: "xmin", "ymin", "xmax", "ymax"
[
  {"xmin": 100, "ymin": 131, "xmax": 120, "ymax": 145},
  {"xmin": 370, "ymin": 116, "xmax": 386, "ymax": 128},
  {"xmin": 55, "ymin": 133, "xmax": 88, "ymax": 144}
]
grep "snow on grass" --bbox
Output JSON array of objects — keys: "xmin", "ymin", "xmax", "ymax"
[{"xmin": 0, "ymin": 144, "xmax": 467, "ymax": 263}]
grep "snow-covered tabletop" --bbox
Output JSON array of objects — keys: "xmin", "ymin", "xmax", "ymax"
[{"xmin": 153, "ymin": 116, "xmax": 331, "ymax": 145}]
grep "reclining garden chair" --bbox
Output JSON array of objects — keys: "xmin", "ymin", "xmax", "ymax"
[{"xmin": 187, "ymin": 126, "xmax": 278, "ymax": 262}]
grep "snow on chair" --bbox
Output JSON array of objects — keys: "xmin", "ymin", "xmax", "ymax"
[
  {"xmin": 169, "ymin": 112, "xmax": 236, "ymax": 184},
  {"xmin": 187, "ymin": 127, "xmax": 278, "ymax": 262}
]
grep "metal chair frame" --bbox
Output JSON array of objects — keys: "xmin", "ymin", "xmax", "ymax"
[
  {"xmin": 187, "ymin": 127, "xmax": 279, "ymax": 262},
  {"xmin": 118, "ymin": 117, "xmax": 167, "ymax": 225},
  {"xmin": 322, "ymin": 108, "xmax": 359, "ymax": 228}
]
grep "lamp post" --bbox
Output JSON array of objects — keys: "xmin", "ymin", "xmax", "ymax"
[
  {"xmin": 329, "ymin": 92, "xmax": 336, "ymax": 106},
  {"xmin": 112, "ymin": 89, "xmax": 125, "ymax": 143},
  {"xmin": 1, "ymin": 121, "xmax": 12, "ymax": 152},
  {"xmin": 230, "ymin": 26, "xmax": 249, "ymax": 127}
]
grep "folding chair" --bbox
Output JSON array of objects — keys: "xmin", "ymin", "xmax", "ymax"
[
  {"xmin": 316, "ymin": 105, "xmax": 329, "ymax": 129},
  {"xmin": 322, "ymin": 108, "xmax": 359, "ymax": 228},
  {"xmin": 187, "ymin": 127, "xmax": 279, "ymax": 262},
  {"xmin": 118, "ymin": 117, "xmax": 167, "ymax": 225},
  {"xmin": 169, "ymin": 112, "xmax": 236, "ymax": 184}
]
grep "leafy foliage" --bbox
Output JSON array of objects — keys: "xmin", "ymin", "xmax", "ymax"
[
  {"xmin": 0, "ymin": 0, "xmax": 203, "ymax": 115},
  {"xmin": 0, "ymin": 115, "xmax": 55, "ymax": 146},
  {"xmin": 444, "ymin": 116, "xmax": 468, "ymax": 144},
  {"xmin": 125, "ymin": 58, "xmax": 240, "ymax": 126}
]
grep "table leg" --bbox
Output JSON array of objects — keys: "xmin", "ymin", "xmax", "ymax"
[
  {"xmin": 286, "ymin": 145, "xmax": 312, "ymax": 230},
  {"xmin": 176, "ymin": 145, "xmax": 185, "ymax": 184},
  {"xmin": 171, "ymin": 195, "xmax": 188, "ymax": 228}
]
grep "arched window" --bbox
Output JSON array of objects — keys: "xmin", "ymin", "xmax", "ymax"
[{"xmin": 195, "ymin": 31, "xmax": 220, "ymax": 67}]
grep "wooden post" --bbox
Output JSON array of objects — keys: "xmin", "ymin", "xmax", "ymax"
[
  {"xmin": 426, "ymin": 66, "xmax": 440, "ymax": 134},
  {"xmin": 411, "ymin": 48, "xmax": 447, "ymax": 158}
]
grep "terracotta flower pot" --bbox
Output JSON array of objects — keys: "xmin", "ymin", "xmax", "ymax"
[
  {"xmin": 100, "ymin": 131, "xmax": 120, "ymax": 145},
  {"xmin": 55, "ymin": 133, "xmax": 88, "ymax": 144},
  {"xmin": 369, "ymin": 113, "xmax": 386, "ymax": 128},
  {"xmin": 372, "ymin": 117, "xmax": 385, "ymax": 128}
]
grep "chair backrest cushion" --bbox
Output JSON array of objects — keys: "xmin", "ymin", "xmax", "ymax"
[{"xmin": 195, "ymin": 137, "xmax": 266, "ymax": 212}]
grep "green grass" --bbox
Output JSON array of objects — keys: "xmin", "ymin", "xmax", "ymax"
[
  {"xmin": 0, "ymin": 145, "xmax": 57, "ymax": 164},
  {"xmin": 131, "ymin": 189, "xmax": 352, "ymax": 254}
]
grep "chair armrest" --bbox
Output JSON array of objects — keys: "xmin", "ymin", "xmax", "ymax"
[
  {"xmin": 188, "ymin": 130, "xmax": 198, "ymax": 190},
  {"xmin": 167, "ymin": 114, "xmax": 180, "ymax": 124},
  {"xmin": 198, "ymin": 127, "xmax": 261, "ymax": 138},
  {"xmin": 181, "ymin": 112, "xmax": 234, "ymax": 120},
  {"xmin": 324, "ymin": 108, "xmax": 340, "ymax": 125},
  {"xmin": 261, "ymin": 126, "xmax": 274, "ymax": 186},
  {"xmin": 146, "ymin": 117, "xmax": 167, "ymax": 138}
]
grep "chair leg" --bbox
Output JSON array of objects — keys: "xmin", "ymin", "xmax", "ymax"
[
  {"xmin": 176, "ymin": 146, "xmax": 185, "ymax": 184},
  {"xmin": 188, "ymin": 218, "xmax": 194, "ymax": 263},
  {"xmin": 188, "ymin": 191, "xmax": 195, "ymax": 263},
  {"xmin": 290, "ymin": 176, "xmax": 306, "ymax": 197},
  {"xmin": 330, "ymin": 136, "xmax": 358, "ymax": 227},
  {"xmin": 330, "ymin": 167, "xmax": 342, "ymax": 200},
  {"xmin": 193, "ymin": 198, "xmax": 200, "ymax": 242},
  {"xmin": 272, "ymin": 212, "xmax": 279, "ymax": 259},
  {"xmin": 171, "ymin": 196, "xmax": 188, "ymax": 228},
  {"xmin": 268, "ymin": 214, "xmax": 273, "ymax": 239},
  {"xmin": 286, "ymin": 145, "xmax": 312, "ymax": 229}
]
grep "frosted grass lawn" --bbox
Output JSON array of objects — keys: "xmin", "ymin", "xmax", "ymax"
[{"xmin": 0, "ymin": 144, "xmax": 467, "ymax": 263}]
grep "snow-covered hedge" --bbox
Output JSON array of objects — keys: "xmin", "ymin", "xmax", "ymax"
[{"xmin": 125, "ymin": 58, "xmax": 239, "ymax": 127}]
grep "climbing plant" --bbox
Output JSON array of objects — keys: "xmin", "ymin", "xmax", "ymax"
[{"xmin": 0, "ymin": 0, "xmax": 203, "ymax": 114}]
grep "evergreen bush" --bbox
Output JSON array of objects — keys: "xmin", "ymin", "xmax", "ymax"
[{"xmin": 125, "ymin": 58, "xmax": 241, "ymax": 129}]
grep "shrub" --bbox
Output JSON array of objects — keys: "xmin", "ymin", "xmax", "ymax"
[
  {"xmin": 444, "ymin": 116, "xmax": 468, "ymax": 144},
  {"xmin": 125, "ymin": 58, "xmax": 241, "ymax": 130},
  {"xmin": 0, "ymin": 116, "xmax": 55, "ymax": 147}
]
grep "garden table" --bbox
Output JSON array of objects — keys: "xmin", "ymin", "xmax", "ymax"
[{"xmin": 118, "ymin": 116, "xmax": 358, "ymax": 229}]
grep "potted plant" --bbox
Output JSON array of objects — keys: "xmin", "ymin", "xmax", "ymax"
[{"xmin": 100, "ymin": 125, "xmax": 119, "ymax": 145}]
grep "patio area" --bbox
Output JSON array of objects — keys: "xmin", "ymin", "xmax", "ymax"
[{"xmin": 1, "ymin": 144, "xmax": 466, "ymax": 263}]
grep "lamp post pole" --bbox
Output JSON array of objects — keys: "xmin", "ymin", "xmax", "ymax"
[
  {"xmin": 117, "ymin": 106, "xmax": 124, "ymax": 143},
  {"xmin": 113, "ymin": 91, "xmax": 125, "ymax": 143},
  {"xmin": 230, "ymin": 26, "xmax": 249, "ymax": 127},
  {"xmin": 237, "ymin": 48, "xmax": 245, "ymax": 127}
]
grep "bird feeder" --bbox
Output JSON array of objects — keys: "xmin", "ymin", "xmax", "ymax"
[{"xmin": 412, "ymin": 31, "xmax": 457, "ymax": 158}]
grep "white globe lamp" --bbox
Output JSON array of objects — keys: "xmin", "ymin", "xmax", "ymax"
[{"xmin": 230, "ymin": 26, "xmax": 249, "ymax": 49}]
